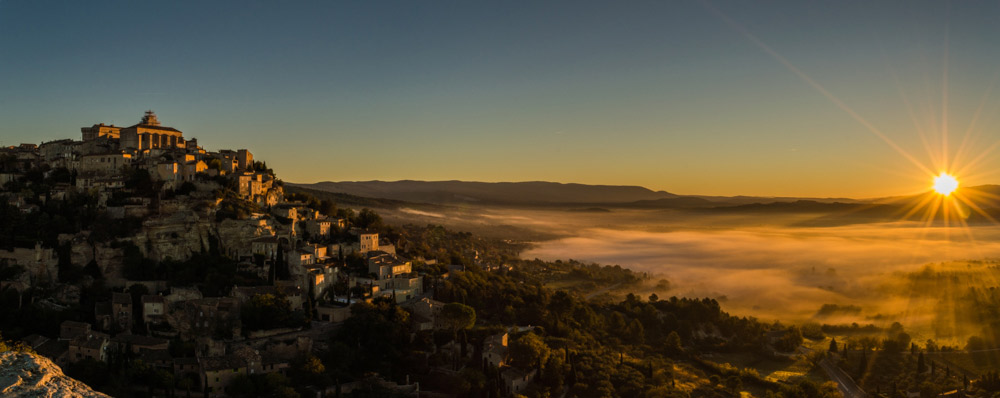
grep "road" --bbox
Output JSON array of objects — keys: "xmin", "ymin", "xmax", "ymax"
[{"xmin": 819, "ymin": 355, "xmax": 868, "ymax": 398}]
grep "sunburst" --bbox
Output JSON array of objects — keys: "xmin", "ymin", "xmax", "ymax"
[{"xmin": 933, "ymin": 173, "xmax": 959, "ymax": 196}]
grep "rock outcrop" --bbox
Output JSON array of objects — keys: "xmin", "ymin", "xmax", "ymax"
[{"xmin": 0, "ymin": 351, "xmax": 109, "ymax": 398}]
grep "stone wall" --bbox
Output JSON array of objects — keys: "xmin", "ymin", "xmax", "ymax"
[{"xmin": 0, "ymin": 244, "xmax": 58, "ymax": 285}]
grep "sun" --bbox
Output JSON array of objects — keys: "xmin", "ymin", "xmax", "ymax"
[{"xmin": 932, "ymin": 173, "xmax": 959, "ymax": 196}]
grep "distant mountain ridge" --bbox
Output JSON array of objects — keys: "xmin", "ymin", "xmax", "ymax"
[
  {"xmin": 289, "ymin": 180, "xmax": 1000, "ymax": 225},
  {"xmin": 289, "ymin": 180, "xmax": 871, "ymax": 207},
  {"xmin": 292, "ymin": 180, "xmax": 679, "ymax": 205}
]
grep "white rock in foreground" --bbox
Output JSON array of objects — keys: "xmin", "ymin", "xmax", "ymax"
[{"xmin": 0, "ymin": 351, "xmax": 109, "ymax": 398}]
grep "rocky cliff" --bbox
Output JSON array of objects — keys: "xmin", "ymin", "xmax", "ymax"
[{"xmin": 0, "ymin": 351, "xmax": 108, "ymax": 398}]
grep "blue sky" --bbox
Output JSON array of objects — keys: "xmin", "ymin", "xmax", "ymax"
[{"xmin": 2, "ymin": 0, "xmax": 997, "ymax": 196}]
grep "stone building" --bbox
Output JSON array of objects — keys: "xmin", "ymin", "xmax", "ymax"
[
  {"xmin": 81, "ymin": 123, "xmax": 121, "ymax": 141},
  {"xmin": 359, "ymin": 231, "xmax": 378, "ymax": 254},
  {"xmin": 68, "ymin": 332, "xmax": 109, "ymax": 363},
  {"xmin": 59, "ymin": 321, "xmax": 92, "ymax": 341},
  {"xmin": 120, "ymin": 111, "xmax": 186, "ymax": 151},
  {"xmin": 111, "ymin": 292, "xmax": 132, "ymax": 333},
  {"xmin": 78, "ymin": 153, "xmax": 132, "ymax": 176},
  {"xmin": 142, "ymin": 295, "xmax": 167, "ymax": 324},
  {"xmin": 237, "ymin": 149, "xmax": 253, "ymax": 170}
]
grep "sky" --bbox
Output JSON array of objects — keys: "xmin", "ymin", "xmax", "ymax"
[{"xmin": 2, "ymin": 0, "xmax": 1000, "ymax": 197}]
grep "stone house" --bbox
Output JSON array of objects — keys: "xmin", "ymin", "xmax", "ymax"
[
  {"xmin": 59, "ymin": 320, "xmax": 92, "ymax": 341},
  {"xmin": 200, "ymin": 345, "xmax": 263, "ymax": 396},
  {"xmin": 182, "ymin": 160, "xmax": 207, "ymax": 181},
  {"xmin": 94, "ymin": 301, "xmax": 112, "ymax": 331},
  {"xmin": 367, "ymin": 251, "xmax": 411, "ymax": 280},
  {"xmin": 483, "ymin": 332, "xmax": 509, "ymax": 368},
  {"xmin": 305, "ymin": 219, "xmax": 332, "ymax": 238},
  {"xmin": 165, "ymin": 297, "xmax": 239, "ymax": 343},
  {"xmin": 110, "ymin": 333, "xmax": 170, "ymax": 354},
  {"xmin": 173, "ymin": 357, "xmax": 200, "ymax": 378},
  {"xmin": 250, "ymin": 236, "xmax": 280, "ymax": 259},
  {"xmin": 359, "ymin": 231, "xmax": 378, "ymax": 254},
  {"xmin": 111, "ymin": 292, "xmax": 132, "ymax": 333},
  {"xmin": 288, "ymin": 249, "xmax": 314, "ymax": 268},
  {"xmin": 78, "ymin": 152, "xmax": 131, "ymax": 176},
  {"xmin": 141, "ymin": 294, "xmax": 167, "ymax": 324},
  {"xmin": 315, "ymin": 304, "xmax": 352, "ymax": 323},
  {"xmin": 68, "ymin": 332, "xmax": 109, "ymax": 363},
  {"xmin": 236, "ymin": 149, "xmax": 253, "ymax": 171},
  {"xmin": 410, "ymin": 298, "xmax": 445, "ymax": 331},
  {"xmin": 502, "ymin": 368, "xmax": 537, "ymax": 395}
]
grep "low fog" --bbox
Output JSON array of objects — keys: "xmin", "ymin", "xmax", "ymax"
[{"xmin": 380, "ymin": 205, "xmax": 1000, "ymax": 343}]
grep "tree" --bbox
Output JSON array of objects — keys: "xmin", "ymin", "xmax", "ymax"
[
  {"xmin": 319, "ymin": 199, "xmax": 336, "ymax": 217},
  {"xmin": 664, "ymin": 331, "xmax": 683, "ymax": 355},
  {"xmin": 773, "ymin": 326, "xmax": 803, "ymax": 352},
  {"xmin": 241, "ymin": 294, "xmax": 298, "ymax": 332},
  {"xmin": 302, "ymin": 355, "xmax": 326, "ymax": 374},
  {"xmin": 295, "ymin": 355, "xmax": 330, "ymax": 388},
  {"xmin": 438, "ymin": 302, "xmax": 476, "ymax": 340},
  {"xmin": 829, "ymin": 338, "xmax": 838, "ymax": 353},
  {"xmin": 337, "ymin": 298, "xmax": 411, "ymax": 376},
  {"xmin": 917, "ymin": 352, "xmax": 926, "ymax": 374},
  {"xmin": 549, "ymin": 290, "xmax": 574, "ymax": 328},
  {"xmin": 354, "ymin": 208, "xmax": 382, "ymax": 229},
  {"xmin": 509, "ymin": 333, "xmax": 551, "ymax": 371},
  {"xmin": 438, "ymin": 302, "xmax": 475, "ymax": 369},
  {"xmin": 625, "ymin": 318, "xmax": 645, "ymax": 344},
  {"xmin": 925, "ymin": 339, "xmax": 939, "ymax": 352}
]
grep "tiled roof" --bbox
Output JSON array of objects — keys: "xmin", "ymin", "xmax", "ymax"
[{"xmin": 126, "ymin": 123, "xmax": 182, "ymax": 133}]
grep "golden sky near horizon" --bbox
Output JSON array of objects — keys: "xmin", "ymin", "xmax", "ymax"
[{"xmin": 4, "ymin": 1, "xmax": 1000, "ymax": 198}]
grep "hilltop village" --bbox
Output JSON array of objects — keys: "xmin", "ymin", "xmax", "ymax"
[
  {"xmin": 5, "ymin": 113, "xmax": 944, "ymax": 398},
  {"xmin": 0, "ymin": 112, "xmax": 445, "ymax": 396}
]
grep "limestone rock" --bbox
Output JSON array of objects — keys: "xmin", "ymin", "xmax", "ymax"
[{"xmin": 0, "ymin": 351, "xmax": 109, "ymax": 398}]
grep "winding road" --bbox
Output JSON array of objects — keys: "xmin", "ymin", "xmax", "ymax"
[{"xmin": 819, "ymin": 355, "xmax": 867, "ymax": 398}]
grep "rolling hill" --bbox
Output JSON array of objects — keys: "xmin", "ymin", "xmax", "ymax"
[{"xmin": 290, "ymin": 180, "xmax": 679, "ymax": 205}]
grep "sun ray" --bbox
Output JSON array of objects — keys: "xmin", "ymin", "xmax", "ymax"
[
  {"xmin": 941, "ymin": 7, "xmax": 951, "ymax": 171},
  {"xmin": 951, "ymin": 71, "xmax": 1000, "ymax": 173},
  {"xmin": 885, "ymin": 56, "xmax": 940, "ymax": 169},
  {"xmin": 900, "ymin": 193, "xmax": 939, "ymax": 221},
  {"xmin": 953, "ymin": 191, "xmax": 1000, "ymax": 225},
  {"xmin": 953, "ymin": 215, "xmax": 984, "ymax": 260},
  {"xmin": 917, "ymin": 44, "xmax": 941, "ymax": 151},
  {"xmin": 954, "ymin": 140, "xmax": 1000, "ymax": 177},
  {"xmin": 702, "ymin": 1, "xmax": 936, "ymax": 177}
]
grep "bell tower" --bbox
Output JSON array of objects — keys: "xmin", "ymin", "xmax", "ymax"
[{"xmin": 141, "ymin": 110, "xmax": 161, "ymax": 126}]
